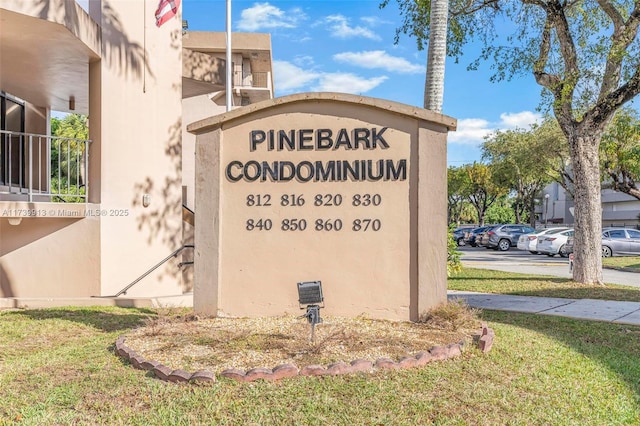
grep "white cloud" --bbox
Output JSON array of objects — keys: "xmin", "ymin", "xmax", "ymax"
[
  {"xmin": 274, "ymin": 60, "xmax": 387, "ymax": 95},
  {"xmin": 293, "ymin": 55, "xmax": 315, "ymax": 67},
  {"xmin": 333, "ymin": 51, "xmax": 425, "ymax": 74},
  {"xmin": 322, "ymin": 14, "xmax": 380, "ymax": 40},
  {"xmin": 237, "ymin": 3, "xmax": 305, "ymax": 31},
  {"xmin": 499, "ymin": 111, "xmax": 542, "ymax": 129},
  {"xmin": 448, "ymin": 118, "xmax": 493, "ymax": 145},
  {"xmin": 273, "ymin": 61, "xmax": 320, "ymax": 92},
  {"xmin": 312, "ymin": 73, "xmax": 388, "ymax": 93},
  {"xmin": 448, "ymin": 111, "xmax": 543, "ymax": 145},
  {"xmin": 360, "ymin": 16, "xmax": 389, "ymax": 27}
]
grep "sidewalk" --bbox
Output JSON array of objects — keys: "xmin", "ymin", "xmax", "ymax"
[{"xmin": 448, "ymin": 290, "xmax": 640, "ymax": 326}]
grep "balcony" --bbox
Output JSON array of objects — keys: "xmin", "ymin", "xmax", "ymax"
[
  {"xmin": 1, "ymin": 130, "xmax": 90, "ymax": 203},
  {"xmin": 182, "ymin": 48, "xmax": 226, "ymax": 98},
  {"xmin": 235, "ymin": 71, "xmax": 272, "ymax": 105},
  {"xmin": 0, "ymin": 4, "xmax": 100, "ymax": 115},
  {"xmin": 182, "ymin": 50, "xmax": 273, "ymax": 104},
  {"xmin": 182, "ymin": 31, "xmax": 274, "ymax": 104}
]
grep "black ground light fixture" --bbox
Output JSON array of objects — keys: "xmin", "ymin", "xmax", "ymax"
[{"xmin": 297, "ymin": 281, "xmax": 324, "ymax": 343}]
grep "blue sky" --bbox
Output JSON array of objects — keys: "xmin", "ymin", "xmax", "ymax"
[
  {"xmin": 180, "ymin": 0, "xmax": 547, "ymax": 166},
  {"xmin": 79, "ymin": 0, "xmax": 546, "ymax": 166}
]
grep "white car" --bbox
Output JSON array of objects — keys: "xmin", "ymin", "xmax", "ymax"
[
  {"xmin": 517, "ymin": 227, "xmax": 570, "ymax": 254},
  {"xmin": 536, "ymin": 228, "xmax": 575, "ymax": 257}
]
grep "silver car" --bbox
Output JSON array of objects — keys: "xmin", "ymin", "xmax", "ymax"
[{"xmin": 602, "ymin": 227, "xmax": 640, "ymax": 257}]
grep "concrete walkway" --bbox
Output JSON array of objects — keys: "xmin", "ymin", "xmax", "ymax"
[
  {"xmin": 452, "ymin": 251, "xmax": 640, "ymax": 325},
  {"xmin": 448, "ymin": 290, "xmax": 640, "ymax": 326}
]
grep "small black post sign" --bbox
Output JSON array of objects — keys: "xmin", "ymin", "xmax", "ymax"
[{"xmin": 191, "ymin": 93, "xmax": 456, "ymax": 322}]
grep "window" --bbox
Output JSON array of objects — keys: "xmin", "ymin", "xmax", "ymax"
[
  {"xmin": 608, "ymin": 230, "xmax": 626, "ymax": 239},
  {"xmin": 627, "ymin": 230, "xmax": 640, "ymax": 239},
  {"xmin": 1, "ymin": 92, "xmax": 26, "ymax": 187}
]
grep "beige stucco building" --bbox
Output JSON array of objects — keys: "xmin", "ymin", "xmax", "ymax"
[
  {"xmin": 1, "ymin": 1, "xmax": 455, "ymax": 319},
  {"xmin": 537, "ymin": 181, "xmax": 640, "ymax": 227},
  {"xmin": 0, "ymin": 0, "xmax": 274, "ymax": 307}
]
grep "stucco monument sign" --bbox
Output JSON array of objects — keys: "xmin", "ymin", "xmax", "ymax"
[{"xmin": 188, "ymin": 93, "xmax": 456, "ymax": 321}]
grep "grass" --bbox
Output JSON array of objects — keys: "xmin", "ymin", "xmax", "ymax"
[
  {"xmin": 450, "ymin": 267, "xmax": 640, "ymax": 301},
  {"xmin": 2, "ymin": 286, "xmax": 640, "ymax": 424},
  {"xmin": 604, "ymin": 256, "xmax": 640, "ymax": 270}
]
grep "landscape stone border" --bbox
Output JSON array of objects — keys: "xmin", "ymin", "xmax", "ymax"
[{"xmin": 114, "ymin": 323, "xmax": 495, "ymax": 384}]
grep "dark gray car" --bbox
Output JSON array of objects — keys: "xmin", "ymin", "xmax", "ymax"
[
  {"xmin": 485, "ymin": 224, "xmax": 536, "ymax": 251},
  {"xmin": 464, "ymin": 225, "xmax": 492, "ymax": 247},
  {"xmin": 602, "ymin": 227, "xmax": 640, "ymax": 257},
  {"xmin": 476, "ymin": 225, "xmax": 498, "ymax": 248}
]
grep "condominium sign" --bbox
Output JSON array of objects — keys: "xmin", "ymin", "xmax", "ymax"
[
  {"xmin": 189, "ymin": 93, "xmax": 456, "ymax": 322},
  {"xmin": 226, "ymin": 124, "xmax": 405, "ymax": 250},
  {"xmin": 226, "ymin": 127, "xmax": 405, "ymax": 183}
]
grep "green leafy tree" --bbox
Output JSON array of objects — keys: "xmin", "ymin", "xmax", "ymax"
[
  {"xmin": 529, "ymin": 117, "xmax": 574, "ymax": 198},
  {"xmin": 459, "ymin": 203, "xmax": 478, "ymax": 223},
  {"xmin": 382, "ymin": 0, "xmax": 640, "ymax": 285},
  {"xmin": 601, "ymin": 107, "xmax": 640, "ymax": 200},
  {"xmin": 51, "ymin": 114, "xmax": 89, "ymax": 201},
  {"xmin": 484, "ymin": 196, "xmax": 517, "ymax": 224},
  {"xmin": 447, "ymin": 224, "xmax": 462, "ymax": 276},
  {"xmin": 461, "ymin": 162, "xmax": 509, "ymax": 226},
  {"xmin": 447, "ymin": 166, "xmax": 468, "ymax": 224},
  {"xmin": 482, "ymin": 128, "xmax": 552, "ymax": 226},
  {"xmin": 54, "ymin": 114, "xmax": 88, "ymax": 140},
  {"xmin": 50, "ymin": 117, "xmax": 61, "ymax": 136}
]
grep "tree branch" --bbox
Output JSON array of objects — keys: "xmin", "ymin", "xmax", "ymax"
[
  {"xmin": 550, "ymin": 1, "xmax": 580, "ymax": 117},
  {"xmin": 450, "ymin": 0, "xmax": 500, "ymax": 17},
  {"xmin": 596, "ymin": 0, "xmax": 623, "ymax": 30},
  {"xmin": 592, "ymin": 64, "xmax": 640, "ymax": 125},
  {"xmin": 528, "ymin": 1, "xmax": 580, "ymax": 122},
  {"xmin": 606, "ymin": 165, "xmax": 640, "ymax": 200},
  {"xmin": 597, "ymin": 1, "xmax": 640, "ymax": 102},
  {"xmin": 533, "ymin": 17, "xmax": 560, "ymax": 91}
]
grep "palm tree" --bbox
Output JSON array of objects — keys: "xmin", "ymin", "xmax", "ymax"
[
  {"xmin": 424, "ymin": 0, "xmax": 449, "ymax": 112},
  {"xmin": 51, "ymin": 114, "xmax": 88, "ymax": 200}
]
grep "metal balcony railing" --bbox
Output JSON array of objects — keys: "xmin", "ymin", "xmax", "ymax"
[
  {"xmin": 0, "ymin": 130, "xmax": 90, "ymax": 202},
  {"xmin": 237, "ymin": 71, "xmax": 271, "ymax": 89},
  {"xmin": 249, "ymin": 71, "xmax": 270, "ymax": 88}
]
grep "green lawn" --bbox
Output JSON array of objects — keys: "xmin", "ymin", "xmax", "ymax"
[
  {"xmin": 450, "ymin": 267, "xmax": 640, "ymax": 301},
  {"xmin": 1, "ymin": 296, "xmax": 640, "ymax": 424},
  {"xmin": 604, "ymin": 256, "xmax": 640, "ymax": 270}
]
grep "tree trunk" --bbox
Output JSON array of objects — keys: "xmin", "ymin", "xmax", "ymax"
[
  {"xmin": 529, "ymin": 197, "xmax": 536, "ymax": 227},
  {"xmin": 569, "ymin": 131, "xmax": 603, "ymax": 285},
  {"xmin": 424, "ymin": 0, "xmax": 448, "ymax": 111}
]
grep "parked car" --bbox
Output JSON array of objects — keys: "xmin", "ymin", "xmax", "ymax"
[
  {"xmin": 485, "ymin": 224, "xmax": 536, "ymax": 251},
  {"xmin": 452, "ymin": 225, "xmax": 476, "ymax": 246},
  {"xmin": 476, "ymin": 225, "xmax": 499, "ymax": 248},
  {"xmin": 517, "ymin": 227, "xmax": 570, "ymax": 254},
  {"xmin": 537, "ymin": 228, "xmax": 575, "ymax": 257},
  {"xmin": 464, "ymin": 226, "xmax": 492, "ymax": 247},
  {"xmin": 601, "ymin": 227, "xmax": 640, "ymax": 257},
  {"xmin": 565, "ymin": 236, "xmax": 574, "ymax": 255}
]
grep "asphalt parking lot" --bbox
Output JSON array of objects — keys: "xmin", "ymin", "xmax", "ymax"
[{"xmin": 458, "ymin": 245, "xmax": 640, "ymax": 288}]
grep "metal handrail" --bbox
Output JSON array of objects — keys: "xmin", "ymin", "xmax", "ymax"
[
  {"xmin": 0, "ymin": 130, "xmax": 90, "ymax": 202},
  {"xmin": 99, "ymin": 245, "xmax": 194, "ymax": 297}
]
